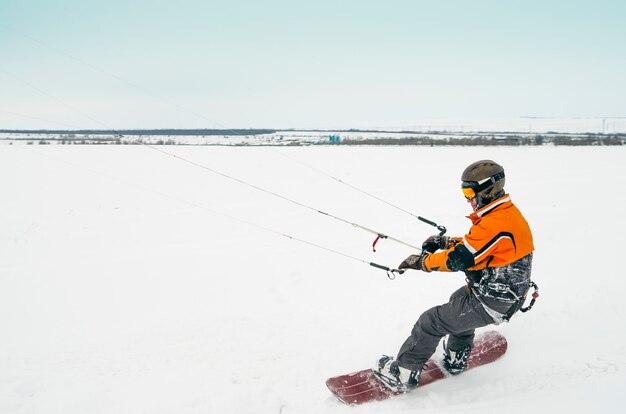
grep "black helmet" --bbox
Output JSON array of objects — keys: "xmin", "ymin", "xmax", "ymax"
[{"xmin": 461, "ymin": 160, "xmax": 505, "ymax": 203}]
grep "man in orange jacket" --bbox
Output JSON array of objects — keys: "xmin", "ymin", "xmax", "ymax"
[{"xmin": 374, "ymin": 160, "xmax": 535, "ymax": 392}]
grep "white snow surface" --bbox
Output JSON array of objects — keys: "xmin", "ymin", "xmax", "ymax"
[{"xmin": 1, "ymin": 145, "xmax": 624, "ymax": 413}]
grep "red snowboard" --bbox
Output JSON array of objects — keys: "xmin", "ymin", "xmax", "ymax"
[{"xmin": 326, "ymin": 330, "xmax": 507, "ymax": 405}]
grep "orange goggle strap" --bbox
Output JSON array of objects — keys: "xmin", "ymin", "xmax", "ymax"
[{"xmin": 461, "ymin": 171, "xmax": 505, "ymax": 199}]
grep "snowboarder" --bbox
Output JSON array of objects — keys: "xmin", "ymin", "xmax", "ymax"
[{"xmin": 374, "ymin": 160, "xmax": 535, "ymax": 392}]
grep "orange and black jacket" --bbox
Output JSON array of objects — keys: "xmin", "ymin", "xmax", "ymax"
[{"xmin": 423, "ymin": 194, "xmax": 534, "ymax": 299}]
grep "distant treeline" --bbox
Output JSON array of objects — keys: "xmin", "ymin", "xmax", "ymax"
[
  {"xmin": 339, "ymin": 134, "xmax": 626, "ymax": 146},
  {"xmin": 0, "ymin": 128, "xmax": 276, "ymax": 136},
  {"xmin": 3, "ymin": 130, "xmax": 625, "ymax": 146}
]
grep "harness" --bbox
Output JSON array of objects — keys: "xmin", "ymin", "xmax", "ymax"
[
  {"xmin": 507, "ymin": 281, "xmax": 540, "ymax": 320},
  {"xmin": 471, "ymin": 279, "xmax": 540, "ymax": 323}
]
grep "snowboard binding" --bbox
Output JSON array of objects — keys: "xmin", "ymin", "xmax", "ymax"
[
  {"xmin": 373, "ymin": 355, "xmax": 419, "ymax": 392},
  {"xmin": 442, "ymin": 342, "xmax": 472, "ymax": 375}
]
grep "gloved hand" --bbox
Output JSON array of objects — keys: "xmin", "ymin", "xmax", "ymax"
[
  {"xmin": 421, "ymin": 235, "xmax": 452, "ymax": 253},
  {"xmin": 398, "ymin": 252, "xmax": 430, "ymax": 272}
]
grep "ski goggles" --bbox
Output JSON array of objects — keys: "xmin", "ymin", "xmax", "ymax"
[
  {"xmin": 461, "ymin": 183, "xmax": 479, "ymax": 200},
  {"xmin": 461, "ymin": 171, "xmax": 505, "ymax": 200}
]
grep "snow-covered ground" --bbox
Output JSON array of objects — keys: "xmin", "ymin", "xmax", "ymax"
[{"xmin": 1, "ymin": 145, "xmax": 624, "ymax": 413}]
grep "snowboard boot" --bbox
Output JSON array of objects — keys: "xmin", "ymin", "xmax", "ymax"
[
  {"xmin": 442, "ymin": 341, "xmax": 472, "ymax": 375},
  {"xmin": 373, "ymin": 355, "xmax": 420, "ymax": 392}
]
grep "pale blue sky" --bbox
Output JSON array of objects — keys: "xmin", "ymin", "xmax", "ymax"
[{"xmin": 1, "ymin": 0, "xmax": 625, "ymax": 129}]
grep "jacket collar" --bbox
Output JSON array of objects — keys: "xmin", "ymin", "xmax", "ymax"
[{"xmin": 467, "ymin": 194, "xmax": 511, "ymax": 223}]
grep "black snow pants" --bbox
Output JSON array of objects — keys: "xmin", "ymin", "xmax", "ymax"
[{"xmin": 396, "ymin": 285, "xmax": 513, "ymax": 372}]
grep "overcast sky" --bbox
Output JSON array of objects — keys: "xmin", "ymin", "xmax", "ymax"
[{"xmin": 1, "ymin": 0, "xmax": 625, "ymax": 130}]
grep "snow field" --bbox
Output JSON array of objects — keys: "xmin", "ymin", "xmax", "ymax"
[{"xmin": 1, "ymin": 145, "xmax": 624, "ymax": 413}]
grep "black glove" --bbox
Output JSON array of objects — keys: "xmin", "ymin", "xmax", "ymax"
[
  {"xmin": 421, "ymin": 235, "xmax": 452, "ymax": 253},
  {"xmin": 398, "ymin": 252, "xmax": 430, "ymax": 272}
]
